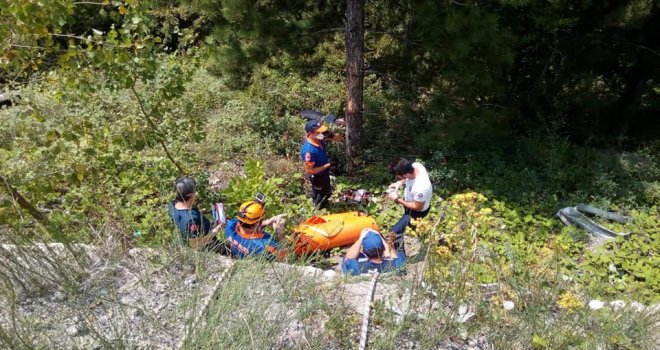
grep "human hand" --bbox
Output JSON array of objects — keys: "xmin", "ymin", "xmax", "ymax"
[
  {"xmin": 388, "ymin": 182, "xmax": 401, "ymax": 191},
  {"xmin": 385, "ymin": 232, "xmax": 396, "ymax": 248},
  {"xmin": 263, "ymin": 214, "xmax": 286, "ymax": 227},
  {"xmin": 211, "ymin": 225, "xmax": 222, "ymax": 235},
  {"xmin": 387, "ymin": 192, "xmax": 398, "ymax": 201}
]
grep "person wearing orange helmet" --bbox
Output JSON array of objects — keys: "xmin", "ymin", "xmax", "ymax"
[{"xmin": 224, "ymin": 194, "xmax": 287, "ymax": 259}]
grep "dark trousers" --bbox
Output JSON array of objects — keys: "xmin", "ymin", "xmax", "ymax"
[
  {"xmin": 308, "ymin": 172, "xmax": 332, "ymax": 209},
  {"xmin": 390, "ymin": 206, "xmax": 430, "ymax": 249}
]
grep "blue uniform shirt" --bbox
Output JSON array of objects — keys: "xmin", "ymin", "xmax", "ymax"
[
  {"xmin": 225, "ymin": 219, "xmax": 281, "ymax": 259},
  {"xmin": 341, "ymin": 250, "xmax": 407, "ymax": 276},
  {"xmin": 301, "ymin": 138, "xmax": 329, "ymax": 176},
  {"xmin": 168, "ymin": 201, "xmax": 211, "ymax": 241}
]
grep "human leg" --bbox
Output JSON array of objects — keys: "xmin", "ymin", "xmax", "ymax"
[
  {"xmin": 388, "ymin": 210, "xmax": 412, "ymax": 250},
  {"xmin": 311, "ymin": 172, "xmax": 332, "ymax": 209}
]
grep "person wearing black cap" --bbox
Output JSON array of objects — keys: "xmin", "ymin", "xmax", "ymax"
[
  {"xmin": 341, "ymin": 228, "xmax": 406, "ymax": 275},
  {"xmin": 168, "ymin": 176, "xmax": 222, "ymax": 249},
  {"xmin": 300, "ymin": 120, "xmax": 343, "ymax": 209}
]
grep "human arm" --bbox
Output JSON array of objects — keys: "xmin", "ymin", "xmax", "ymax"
[
  {"xmin": 344, "ymin": 228, "xmax": 373, "ymax": 260},
  {"xmin": 262, "ymin": 214, "xmax": 287, "ymax": 241},
  {"xmin": 303, "ymin": 161, "xmax": 331, "ymax": 175},
  {"xmin": 341, "ymin": 233, "xmax": 366, "ymax": 276},
  {"xmin": 386, "ymin": 181, "xmax": 424, "ymax": 211},
  {"xmin": 387, "ymin": 179, "xmax": 405, "ymax": 191},
  {"xmin": 394, "ymin": 197, "xmax": 425, "ymax": 211},
  {"xmin": 188, "ymin": 225, "xmax": 220, "ymax": 248},
  {"xmin": 344, "ymin": 236, "xmax": 363, "ymax": 260}
]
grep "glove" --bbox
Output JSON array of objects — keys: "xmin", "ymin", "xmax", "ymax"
[
  {"xmin": 387, "ymin": 192, "xmax": 398, "ymax": 201},
  {"xmin": 388, "ymin": 182, "xmax": 401, "ymax": 191}
]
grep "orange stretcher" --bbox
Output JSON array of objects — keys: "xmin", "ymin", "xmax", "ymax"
[{"xmin": 292, "ymin": 211, "xmax": 379, "ymax": 255}]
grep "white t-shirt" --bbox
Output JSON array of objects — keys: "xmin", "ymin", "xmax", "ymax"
[{"xmin": 404, "ymin": 162, "xmax": 433, "ymax": 211}]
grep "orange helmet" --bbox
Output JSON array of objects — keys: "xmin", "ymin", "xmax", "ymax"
[{"xmin": 236, "ymin": 200, "xmax": 265, "ymax": 225}]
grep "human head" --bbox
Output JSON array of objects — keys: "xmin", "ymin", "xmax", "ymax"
[
  {"xmin": 388, "ymin": 158, "xmax": 415, "ymax": 178},
  {"xmin": 174, "ymin": 176, "xmax": 197, "ymax": 202},
  {"xmin": 236, "ymin": 200, "xmax": 265, "ymax": 228},
  {"xmin": 361, "ymin": 229, "xmax": 385, "ymax": 259},
  {"xmin": 305, "ymin": 120, "xmax": 328, "ymax": 137}
]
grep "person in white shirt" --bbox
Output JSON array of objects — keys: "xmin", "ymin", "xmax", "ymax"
[{"xmin": 386, "ymin": 158, "xmax": 433, "ymax": 249}]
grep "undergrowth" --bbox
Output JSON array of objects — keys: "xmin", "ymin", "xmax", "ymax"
[{"xmin": 1, "ymin": 62, "xmax": 659, "ymax": 348}]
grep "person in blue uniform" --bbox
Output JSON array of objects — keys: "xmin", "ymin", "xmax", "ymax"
[
  {"xmin": 168, "ymin": 176, "xmax": 222, "ymax": 250},
  {"xmin": 225, "ymin": 197, "xmax": 287, "ymax": 260},
  {"xmin": 341, "ymin": 228, "xmax": 406, "ymax": 276},
  {"xmin": 300, "ymin": 120, "xmax": 343, "ymax": 209}
]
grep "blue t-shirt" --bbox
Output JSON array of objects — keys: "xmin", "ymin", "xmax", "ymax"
[
  {"xmin": 341, "ymin": 250, "xmax": 407, "ymax": 276},
  {"xmin": 225, "ymin": 219, "xmax": 281, "ymax": 259},
  {"xmin": 301, "ymin": 138, "xmax": 329, "ymax": 176},
  {"xmin": 168, "ymin": 200, "xmax": 211, "ymax": 241}
]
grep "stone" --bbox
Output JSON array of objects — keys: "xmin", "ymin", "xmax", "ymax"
[
  {"xmin": 322, "ymin": 270, "xmax": 337, "ymax": 278},
  {"xmin": 65, "ymin": 325, "xmax": 79, "ymax": 337},
  {"xmin": 588, "ymin": 300, "xmax": 604, "ymax": 310},
  {"xmin": 631, "ymin": 301, "xmax": 646, "ymax": 312},
  {"xmin": 609, "ymin": 300, "xmax": 626, "ymax": 311}
]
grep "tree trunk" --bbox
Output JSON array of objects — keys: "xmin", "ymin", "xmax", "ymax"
[{"xmin": 345, "ymin": 0, "xmax": 364, "ymax": 175}]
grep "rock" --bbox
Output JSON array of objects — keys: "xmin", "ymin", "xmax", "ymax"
[
  {"xmin": 631, "ymin": 301, "xmax": 646, "ymax": 312},
  {"xmin": 588, "ymin": 300, "xmax": 605, "ymax": 310},
  {"xmin": 322, "ymin": 270, "xmax": 337, "ymax": 278},
  {"xmin": 52, "ymin": 290, "xmax": 66, "ymax": 302},
  {"xmin": 403, "ymin": 236, "xmax": 422, "ymax": 258},
  {"xmin": 65, "ymin": 325, "xmax": 79, "ymax": 337},
  {"xmin": 455, "ymin": 305, "xmax": 474, "ymax": 323},
  {"xmin": 609, "ymin": 300, "xmax": 626, "ymax": 311},
  {"xmin": 646, "ymin": 303, "xmax": 660, "ymax": 314},
  {"xmin": 185, "ymin": 274, "xmax": 197, "ymax": 287}
]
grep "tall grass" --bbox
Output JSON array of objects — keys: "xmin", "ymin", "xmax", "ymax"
[{"xmin": 1, "ymin": 228, "xmax": 658, "ymax": 349}]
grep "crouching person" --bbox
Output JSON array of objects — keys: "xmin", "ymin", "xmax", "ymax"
[
  {"xmin": 341, "ymin": 228, "xmax": 406, "ymax": 276},
  {"xmin": 225, "ymin": 196, "xmax": 287, "ymax": 260},
  {"xmin": 168, "ymin": 176, "xmax": 223, "ymax": 251}
]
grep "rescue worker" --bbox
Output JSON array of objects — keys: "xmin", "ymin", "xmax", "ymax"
[
  {"xmin": 168, "ymin": 176, "xmax": 223, "ymax": 250},
  {"xmin": 225, "ymin": 196, "xmax": 287, "ymax": 259},
  {"xmin": 301, "ymin": 119, "xmax": 343, "ymax": 209},
  {"xmin": 341, "ymin": 228, "xmax": 406, "ymax": 275},
  {"xmin": 386, "ymin": 158, "xmax": 433, "ymax": 250}
]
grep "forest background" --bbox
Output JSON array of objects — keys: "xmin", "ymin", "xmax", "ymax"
[{"xmin": 0, "ymin": 0, "xmax": 659, "ymax": 348}]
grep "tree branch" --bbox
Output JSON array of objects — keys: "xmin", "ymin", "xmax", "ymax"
[
  {"xmin": 0, "ymin": 173, "xmax": 50, "ymax": 227},
  {"xmin": 129, "ymin": 85, "xmax": 185, "ymax": 175}
]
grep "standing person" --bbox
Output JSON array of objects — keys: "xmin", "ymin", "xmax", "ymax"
[
  {"xmin": 168, "ymin": 176, "xmax": 222, "ymax": 250},
  {"xmin": 224, "ymin": 195, "xmax": 287, "ymax": 260},
  {"xmin": 341, "ymin": 228, "xmax": 406, "ymax": 275},
  {"xmin": 300, "ymin": 120, "xmax": 342, "ymax": 209},
  {"xmin": 386, "ymin": 158, "xmax": 433, "ymax": 249}
]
